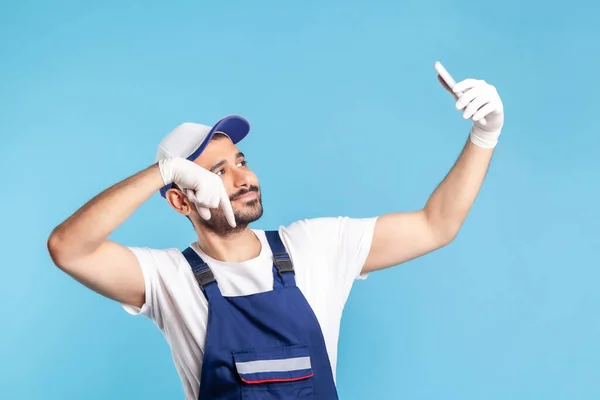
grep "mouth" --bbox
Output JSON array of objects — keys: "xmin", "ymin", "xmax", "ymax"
[{"xmin": 232, "ymin": 191, "xmax": 258, "ymax": 202}]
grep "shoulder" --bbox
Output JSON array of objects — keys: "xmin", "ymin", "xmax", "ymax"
[
  {"xmin": 279, "ymin": 216, "xmax": 350, "ymax": 236},
  {"xmin": 278, "ymin": 216, "xmax": 379, "ymax": 242},
  {"xmin": 275, "ymin": 217, "xmax": 339, "ymax": 249},
  {"xmin": 273, "ymin": 216, "xmax": 378, "ymax": 261}
]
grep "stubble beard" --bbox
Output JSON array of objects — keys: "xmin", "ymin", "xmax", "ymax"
[{"xmin": 197, "ymin": 187, "xmax": 263, "ymax": 236}]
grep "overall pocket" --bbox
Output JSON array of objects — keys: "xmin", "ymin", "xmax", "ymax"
[{"xmin": 233, "ymin": 345, "xmax": 315, "ymax": 399}]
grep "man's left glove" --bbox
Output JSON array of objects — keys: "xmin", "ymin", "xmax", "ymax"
[{"xmin": 451, "ymin": 78, "xmax": 505, "ymax": 149}]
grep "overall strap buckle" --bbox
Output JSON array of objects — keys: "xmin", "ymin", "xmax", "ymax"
[
  {"xmin": 273, "ymin": 252, "xmax": 294, "ymax": 274},
  {"xmin": 182, "ymin": 247, "xmax": 216, "ymax": 291},
  {"xmin": 265, "ymin": 230, "xmax": 295, "ymax": 275}
]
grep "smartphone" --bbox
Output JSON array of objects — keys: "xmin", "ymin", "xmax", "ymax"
[
  {"xmin": 434, "ymin": 61, "xmax": 457, "ymax": 91},
  {"xmin": 435, "ymin": 61, "xmax": 487, "ymax": 125}
]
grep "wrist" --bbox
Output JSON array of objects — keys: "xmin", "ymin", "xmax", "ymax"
[
  {"xmin": 469, "ymin": 125, "xmax": 501, "ymax": 149},
  {"xmin": 157, "ymin": 157, "xmax": 177, "ymax": 186}
]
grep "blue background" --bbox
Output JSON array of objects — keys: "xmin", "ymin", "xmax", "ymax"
[{"xmin": 1, "ymin": 0, "xmax": 599, "ymax": 399}]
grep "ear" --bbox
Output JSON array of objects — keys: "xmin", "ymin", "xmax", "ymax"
[{"xmin": 165, "ymin": 188, "xmax": 194, "ymax": 217}]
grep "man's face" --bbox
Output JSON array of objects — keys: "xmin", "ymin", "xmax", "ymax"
[{"xmin": 192, "ymin": 134, "xmax": 263, "ymax": 234}]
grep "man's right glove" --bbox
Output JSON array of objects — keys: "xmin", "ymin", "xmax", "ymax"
[{"xmin": 158, "ymin": 157, "xmax": 236, "ymax": 227}]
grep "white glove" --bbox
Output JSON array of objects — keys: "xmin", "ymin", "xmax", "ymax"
[
  {"xmin": 452, "ymin": 79, "xmax": 504, "ymax": 149},
  {"xmin": 158, "ymin": 157, "xmax": 236, "ymax": 227}
]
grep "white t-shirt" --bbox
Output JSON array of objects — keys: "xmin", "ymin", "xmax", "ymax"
[{"xmin": 122, "ymin": 216, "xmax": 378, "ymax": 400}]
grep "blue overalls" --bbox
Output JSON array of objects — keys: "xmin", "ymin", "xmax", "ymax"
[{"xmin": 181, "ymin": 231, "xmax": 339, "ymax": 399}]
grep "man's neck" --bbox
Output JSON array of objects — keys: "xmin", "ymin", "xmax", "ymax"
[{"xmin": 195, "ymin": 227, "xmax": 261, "ymax": 263}]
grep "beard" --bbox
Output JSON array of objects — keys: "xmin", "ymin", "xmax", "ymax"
[{"xmin": 196, "ymin": 185, "xmax": 263, "ymax": 235}]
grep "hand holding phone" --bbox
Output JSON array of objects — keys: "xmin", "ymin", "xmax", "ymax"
[
  {"xmin": 433, "ymin": 61, "xmax": 505, "ymax": 148},
  {"xmin": 434, "ymin": 61, "xmax": 487, "ymax": 126}
]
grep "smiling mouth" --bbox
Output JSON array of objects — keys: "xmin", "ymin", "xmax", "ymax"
[{"xmin": 232, "ymin": 191, "xmax": 258, "ymax": 202}]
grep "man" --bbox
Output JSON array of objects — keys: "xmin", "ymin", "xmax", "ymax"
[{"xmin": 47, "ymin": 65, "xmax": 504, "ymax": 399}]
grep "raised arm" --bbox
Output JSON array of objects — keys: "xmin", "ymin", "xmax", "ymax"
[
  {"xmin": 47, "ymin": 157, "xmax": 234, "ymax": 307},
  {"xmin": 47, "ymin": 164, "xmax": 165, "ymax": 307},
  {"xmin": 363, "ymin": 66, "xmax": 504, "ymax": 273}
]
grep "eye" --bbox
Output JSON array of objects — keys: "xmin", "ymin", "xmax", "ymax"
[
  {"xmin": 216, "ymin": 168, "xmax": 226, "ymax": 176},
  {"xmin": 237, "ymin": 160, "xmax": 247, "ymax": 168}
]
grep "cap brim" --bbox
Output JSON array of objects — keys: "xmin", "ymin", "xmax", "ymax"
[{"xmin": 186, "ymin": 115, "xmax": 250, "ymax": 162}]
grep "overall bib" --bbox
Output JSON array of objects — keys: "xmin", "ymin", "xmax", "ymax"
[{"xmin": 181, "ymin": 231, "xmax": 339, "ymax": 399}]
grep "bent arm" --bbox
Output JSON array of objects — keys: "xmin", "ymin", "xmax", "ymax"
[
  {"xmin": 423, "ymin": 139, "xmax": 494, "ymax": 241},
  {"xmin": 47, "ymin": 163, "xmax": 165, "ymax": 308},
  {"xmin": 363, "ymin": 139, "xmax": 494, "ymax": 273}
]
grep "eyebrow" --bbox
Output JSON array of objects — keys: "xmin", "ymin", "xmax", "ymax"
[{"xmin": 209, "ymin": 152, "xmax": 245, "ymax": 172}]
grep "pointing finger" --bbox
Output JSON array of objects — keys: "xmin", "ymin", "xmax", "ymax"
[{"xmin": 219, "ymin": 189, "xmax": 236, "ymax": 228}]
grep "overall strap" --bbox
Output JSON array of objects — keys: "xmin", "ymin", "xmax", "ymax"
[
  {"xmin": 181, "ymin": 247, "xmax": 221, "ymax": 301},
  {"xmin": 264, "ymin": 230, "xmax": 296, "ymax": 288}
]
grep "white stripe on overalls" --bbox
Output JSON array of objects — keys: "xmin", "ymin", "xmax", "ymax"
[{"xmin": 236, "ymin": 357, "xmax": 311, "ymax": 374}]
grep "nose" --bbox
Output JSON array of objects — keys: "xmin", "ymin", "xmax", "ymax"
[{"xmin": 232, "ymin": 168, "xmax": 251, "ymax": 188}]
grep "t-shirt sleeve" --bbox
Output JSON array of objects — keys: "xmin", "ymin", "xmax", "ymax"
[
  {"xmin": 281, "ymin": 216, "xmax": 378, "ymax": 309},
  {"xmin": 120, "ymin": 246, "xmax": 168, "ymax": 323}
]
